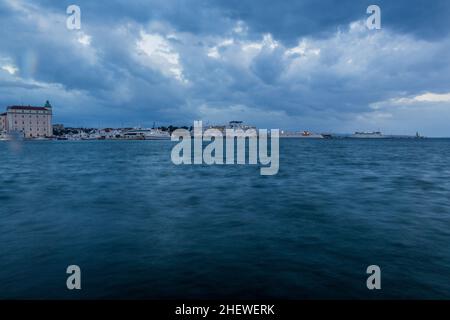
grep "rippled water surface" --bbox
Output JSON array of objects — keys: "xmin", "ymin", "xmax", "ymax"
[{"xmin": 1, "ymin": 139, "xmax": 450, "ymax": 299}]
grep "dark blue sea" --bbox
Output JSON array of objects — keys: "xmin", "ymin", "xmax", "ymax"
[{"xmin": 1, "ymin": 139, "xmax": 450, "ymax": 299}]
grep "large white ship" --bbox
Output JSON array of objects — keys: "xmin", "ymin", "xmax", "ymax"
[
  {"xmin": 123, "ymin": 128, "xmax": 170, "ymax": 140},
  {"xmin": 200, "ymin": 121, "xmax": 258, "ymax": 138},
  {"xmin": 350, "ymin": 131, "xmax": 386, "ymax": 139}
]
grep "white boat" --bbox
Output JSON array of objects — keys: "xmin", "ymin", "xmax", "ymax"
[
  {"xmin": 124, "ymin": 128, "xmax": 170, "ymax": 140},
  {"xmin": 280, "ymin": 130, "xmax": 324, "ymax": 138},
  {"xmin": 81, "ymin": 134, "xmax": 101, "ymax": 140},
  {"xmin": 0, "ymin": 130, "xmax": 24, "ymax": 141},
  {"xmin": 199, "ymin": 121, "xmax": 258, "ymax": 138},
  {"xmin": 33, "ymin": 136, "xmax": 52, "ymax": 141},
  {"xmin": 0, "ymin": 131, "xmax": 9, "ymax": 141},
  {"xmin": 350, "ymin": 131, "xmax": 385, "ymax": 138},
  {"xmin": 224, "ymin": 121, "xmax": 258, "ymax": 137},
  {"xmin": 227, "ymin": 121, "xmax": 256, "ymax": 131},
  {"xmin": 144, "ymin": 129, "xmax": 171, "ymax": 140}
]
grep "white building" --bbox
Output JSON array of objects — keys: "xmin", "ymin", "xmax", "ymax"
[{"xmin": 1, "ymin": 101, "xmax": 53, "ymax": 138}]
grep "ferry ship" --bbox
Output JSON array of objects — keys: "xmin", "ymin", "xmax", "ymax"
[
  {"xmin": 200, "ymin": 121, "xmax": 258, "ymax": 138},
  {"xmin": 280, "ymin": 130, "xmax": 324, "ymax": 138},
  {"xmin": 350, "ymin": 131, "xmax": 385, "ymax": 139},
  {"xmin": 123, "ymin": 128, "xmax": 170, "ymax": 140}
]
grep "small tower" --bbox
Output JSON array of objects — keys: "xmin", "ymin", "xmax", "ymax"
[{"xmin": 44, "ymin": 100, "xmax": 52, "ymax": 109}]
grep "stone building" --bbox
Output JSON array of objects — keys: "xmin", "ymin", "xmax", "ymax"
[{"xmin": 1, "ymin": 100, "xmax": 53, "ymax": 138}]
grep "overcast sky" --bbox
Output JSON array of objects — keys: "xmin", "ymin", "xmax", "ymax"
[{"xmin": 1, "ymin": 0, "xmax": 450, "ymax": 136}]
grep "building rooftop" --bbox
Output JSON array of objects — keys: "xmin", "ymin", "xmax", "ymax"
[{"xmin": 7, "ymin": 106, "xmax": 49, "ymax": 111}]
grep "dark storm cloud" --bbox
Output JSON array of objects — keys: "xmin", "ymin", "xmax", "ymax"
[
  {"xmin": 29, "ymin": 0, "xmax": 450, "ymax": 41},
  {"xmin": 1, "ymin": 0, "xmax": 450, "ymax": 135},
  {"xmin": 215, "ymin": 0, "xmax": 450, "ymax": 41}
]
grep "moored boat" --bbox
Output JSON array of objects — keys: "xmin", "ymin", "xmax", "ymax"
[
  {"xmin": 0, "ymin": 131, "xmax": 9, "ymax": 141},
  {"xmin": 350, "ymin": 131, "xmax": 385, "ymax": 139},
  {"xmin": 124, "ymin": 128, "xmax": 170, "ymax": 140},
  {"xmin": 280, "ymin": 130, "xmax": 324, "ymax": 138},
  {"xmin": 0, "ymin": 130, "xmax": 24, "ymax": 141}
]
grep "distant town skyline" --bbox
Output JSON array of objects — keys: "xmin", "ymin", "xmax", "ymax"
[{"xmin": 1, "ymin": 0, "xmax": 450, "ymax": 136}]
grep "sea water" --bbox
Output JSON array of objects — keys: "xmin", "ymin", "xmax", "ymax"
[{"xmin": 0, "ymin": 139, "xmax": 449, "ymax": 299}]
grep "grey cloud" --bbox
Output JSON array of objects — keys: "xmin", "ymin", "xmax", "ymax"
[{"xmin": 1, "ymin": 0, "xmax": 450, "ymax": 136}]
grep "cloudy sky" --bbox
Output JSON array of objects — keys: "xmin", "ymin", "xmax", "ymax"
[{"xmin": 1, "ymin": 0, "xmax": 450, "ymax": 136}]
